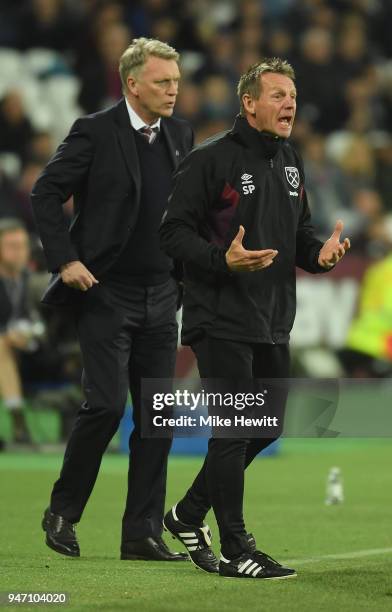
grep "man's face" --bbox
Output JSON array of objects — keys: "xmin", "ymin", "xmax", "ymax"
[
  {"xmin": 245, "ymin": 72, "xmax": 297, "ymax": 138},
  {"xmin": 0, "ymin": 229, "xmax": 30, "ymax": 273},
  {"xmin": 127, "ymin": 56, "xmax": 180, "ymax": 123}
]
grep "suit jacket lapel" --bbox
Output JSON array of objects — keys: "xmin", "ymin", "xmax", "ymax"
[
  {"xmin": 161, "ymin": 120, "xmax": 179, "ymax": 170},
  {"xmin": 114, "ymin": 99, "xmax": 141, "ymax": 203}
]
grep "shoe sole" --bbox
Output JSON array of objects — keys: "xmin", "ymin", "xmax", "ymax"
[
  {"xmin": 45, "ymin": 536, "xmax": 80, "ymax": 557},
  {"xmin": 220, "ymin": 572, "xmax": 297, "ymax": 580},
  {"xmin": 163, "ymin": 521, "xmax": 218, "ymax": 574},
  {"xmin": 120, "ymin": 553, "xmax": 189, "ymax": 561}
]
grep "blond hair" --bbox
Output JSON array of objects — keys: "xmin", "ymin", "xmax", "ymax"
[
  {"xmin": 119, "ymin": 37, "xmax": 179, "ymax": 93},
  {"xmin": 237, "ymin": 58, "xmax": 295, "ymax": 116}
]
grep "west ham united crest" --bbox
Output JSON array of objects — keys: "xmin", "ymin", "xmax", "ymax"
[{"xmin": 284, "ymin": 166, "xmax": 300, "ymax": 189}]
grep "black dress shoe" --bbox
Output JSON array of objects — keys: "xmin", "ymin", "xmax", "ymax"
[
  {"xmin": 121, "ymin": 536, "xmax": 189, "ymax": 561},
  {"xmin": 42, "ymin": 508, "xmax": 80, "ymax": 558}
]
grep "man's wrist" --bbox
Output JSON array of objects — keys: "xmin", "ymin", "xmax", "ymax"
[
  {"xmin": 223, "ymin": 251, "xmax": 233, "ymax": 274},
  {"xmin": 60, "ymin": 260, "xmax": 79, "ymax": 272}
]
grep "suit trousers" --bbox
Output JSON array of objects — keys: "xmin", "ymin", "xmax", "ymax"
[
  {"xmin": 176, "ymin": 336, "xmax": 290, "ymax": 559},
  {"xmin": 50, "ymin": 276, "xmax": 178, "ymax": 543}
]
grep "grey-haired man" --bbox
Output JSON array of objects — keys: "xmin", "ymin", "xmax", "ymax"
[{"xmin": 32, "ymin": 38, "xmax": 193, "ymax": 561}]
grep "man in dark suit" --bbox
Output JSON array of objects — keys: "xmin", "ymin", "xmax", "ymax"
[{"xmin": 31, "ymin": 38, "xmax": 193, "ymax": 561}]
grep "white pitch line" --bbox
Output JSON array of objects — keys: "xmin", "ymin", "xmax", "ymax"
[{"xmin": 284, "ymin": 547, "xmax": 392, "ymax": 566}]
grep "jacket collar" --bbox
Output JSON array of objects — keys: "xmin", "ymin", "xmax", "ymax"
[{"xmin": 230, "ymin": 115, "xmax": 285, "ymax": 159}]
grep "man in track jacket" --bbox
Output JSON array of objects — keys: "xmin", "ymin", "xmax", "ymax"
[{"xmin": 160, "ymin": 58, "xmax": 350, "ymax": 580}]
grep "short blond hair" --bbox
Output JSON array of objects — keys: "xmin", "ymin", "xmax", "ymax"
[
  {"xmin": 119, "ymin": 37, "xmax": 179, "ymax": 93},
  {"xmin": 237, "ymin": 58, "xmax": 295, "ymax": 116}
]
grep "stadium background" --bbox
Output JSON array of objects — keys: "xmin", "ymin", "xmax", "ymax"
[
  {"xmin": 0, "ymin": 2, "xmax": 391, "ymax": 611},
  {"xmin": 1, "ymin": 0, "xmax": 392, "ymax": 445}
]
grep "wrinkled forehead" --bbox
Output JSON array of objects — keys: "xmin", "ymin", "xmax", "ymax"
[
  {"xmin": 260, "ymin": 72, "xmax": 296, "ymax": 94},
  {"xmin": 139, "ymin": 56, "xmax": 180, "ymax": 80}
]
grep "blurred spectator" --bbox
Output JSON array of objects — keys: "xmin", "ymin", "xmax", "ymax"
[
  {"xmin": 77, "ymin": 21, "xmax": 131, "ymax": 112},
  {"xmin": 336, "ymin": 16, "xmax": 371, "ymax": 81},
  {"xmin": 0, "ymin": 217, "xmax": 82, "ymax": 446},
  {"xmin": 237, "ymin": 21, "xmax": 264, "ymax": 55},
  {"xmin": 75, "ymin": 0, "xmax": 126, "ymax": 67},
  {"xmin": 0, "ymin": 170, "xmax": 19, "ymax": 221},
  {"xmin": 234, "ymin": 0, "xmax": 265, "ymax": 53},
  {"xmin": 0, "ymin": 218, "xmax": 40, "ymax": 444},
  {"xmin": 265, "ymin": 28, "xmax": 295, "ymax": 64},
  {"xmin": 350, "ymin": 188, "xmax": 390, "ymax": 257},
  {"xmin": 195, "ymin": 118, "xmax": 231, "ymax": 144},
  {"xmin": 175, "ymin": 81, "xmax": 203, "ymax": 128},
  {"xmin": 0, "ymin": 91, "xmax": 34, "ymax": 163},
  {"xmin": 13, "ymin": 161, "xmax": 45, "ymax": 235},
  {"xmin": 337, "ymin": 135, "xmax": 376, "ymax": 192},
  {"xmin": 193, "ymin": 31, "xmax": 238, "ymax": 84},
  {"xmin": 235, "ymin": 48, "xmax": 264, "ymax": 78},
  {"xmin": 26, "ymin": 131, "xmax": 54, "ymax": 164},
  {"xmin": 374, "ymin": 137, "xmax": 392, "ymax": 213},
  {"xmin": 343, "ymin": 74, "xmax": 386, "ymax": 133},
  {"xmin": 374, "ymin": 0, "xmax": 392, "ymax": 58},
  {"xmin": 295, "ymin": 27, "xmax": 347, "ymax": 132},
  {"xmin": 308, "ymin": 1, "xmax": 337, "ymax": 30},
  {"xmin": 302, "ymin": 133, "xmax": 358, "ymax": 240},
  {"xmin": 18, "ymin": 0, "xmax": 81, "ymax": 52},
  {"xmin": 340, "ymin": 250, "xmax": 392, "ymax": 377},
  {"xmin": 200, "ymin": 74, "xmax": 237, "ymax": 122},
  {"xmin": 285, "ymin": 0, "xmax": 332, "ymax": 36}
]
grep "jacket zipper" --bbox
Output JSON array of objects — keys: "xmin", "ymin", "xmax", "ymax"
[{"xmin": 269, "ymin": 157, "xmax": 275, "ymax": 343}]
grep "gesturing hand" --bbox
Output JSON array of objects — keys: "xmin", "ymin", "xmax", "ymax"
[
  {"xmin": 318, "ymin": 220, "xmax": 351, "ymax": 269},
  {"xmin": 60, "ymin": 261, "xmax": 99, "ymax": 291},
  {"xmin": 225, "ymin": 226, "xmax": 278, "ymax": 272}
]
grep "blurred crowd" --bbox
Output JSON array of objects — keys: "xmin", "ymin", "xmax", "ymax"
[
  {"xmin": 1, "ymin": 0, "xmax": 392, "ymax": 444},
  {"xmin": 1, "ymin": 0, "xmax": 392, "ymax": 252}
]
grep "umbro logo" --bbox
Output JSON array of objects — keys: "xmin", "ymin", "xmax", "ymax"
[
  {"xmin": 241, "ymin": 172, "xmax": 255, "ymax": 195},
  {"xmin": 241, "ymin": 173, "xmax": 253, "ymax": 184}
]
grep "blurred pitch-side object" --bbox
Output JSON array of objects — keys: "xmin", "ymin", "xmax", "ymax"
[{"xmin": 325, "ymin": 466, "xmax": 344, "ymax": 505}]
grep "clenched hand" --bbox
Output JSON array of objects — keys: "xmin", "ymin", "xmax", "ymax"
[{"xmin": 60, "ymin": 261, "xmax": 99, "ymax": 291}]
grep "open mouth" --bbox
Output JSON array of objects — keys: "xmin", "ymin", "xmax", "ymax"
[{"xmin": 278, "ymin": 116, "xmax": 292, "ymax": 127}]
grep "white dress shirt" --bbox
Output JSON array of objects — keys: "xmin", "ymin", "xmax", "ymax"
[{"xmin": 125, "ymin": 98, "xmax": 161, "ymax": 132}]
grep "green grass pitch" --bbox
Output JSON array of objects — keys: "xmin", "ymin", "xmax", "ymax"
[{"xmin": 1, "ymin": 440, "xmax": 392, "ymax": 611}]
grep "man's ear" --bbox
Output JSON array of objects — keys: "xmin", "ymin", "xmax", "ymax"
[
  {"xmin": 242, "ymin": 94, "xmax": 256, "ymax": 116},
  {"xmin": 127, "ymin": 75, "xmax": 138, "ymax": 97}
]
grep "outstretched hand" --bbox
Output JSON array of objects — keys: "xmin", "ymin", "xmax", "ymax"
[
  {"xmin": 225, "ymin": 226, "xmax": 278, "ymax": 272},
  {"xmin": 318, "ymin": 220, "xmax": 351, "ymax": 269}
]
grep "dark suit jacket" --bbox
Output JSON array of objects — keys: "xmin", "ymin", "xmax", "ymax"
[{"xmin": 31, "ymin": 98, "xmax": 194, "ymax": 306}]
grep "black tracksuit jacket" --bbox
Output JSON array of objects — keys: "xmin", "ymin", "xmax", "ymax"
[{"xmin": 160, "ymin": 115, "xmax": 327, "ymax": 346}]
